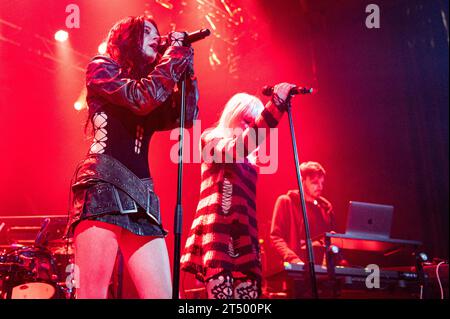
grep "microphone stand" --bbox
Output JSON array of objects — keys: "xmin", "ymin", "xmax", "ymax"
[
  {"xmin": 170, "ymin": 29, "xmax": 209, "ymax": 299},
  {"xmin": 285, "ymin": 96, "xmax": 318, "ymax": 298},
  {"xmin": 172, "ymin": 72, "xmax": 187, "ymax": 299}
]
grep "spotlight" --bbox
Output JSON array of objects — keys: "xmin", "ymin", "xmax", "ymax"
[
  {"xmin": 74, "ymin": 101, "xmax": 84, "ymax": 111},
  {"xmin": 328, "ymin": 245, "xmax": 340, "ymax": 254},
  {"xmin": 98, "ymin": 42, "xmax": 107, "ymax": 55},
  {"xmin": 418, "ymin": 252, "xmax": 428, "ymax": 262},
  {"xmin": 74, "ymin": 88, "xmax": 87, "ymax": 111},
  {"xmin": 54, "ymin": 30, "xmax": 69, "ymax": 42}
]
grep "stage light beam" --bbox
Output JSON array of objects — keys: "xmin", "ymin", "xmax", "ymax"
[
  {"xmin": 156, "ymin": 0, "xmax": 173, "ymax": 10},
  {"xmin": 205, "ymin": 14, "xmax": 217, "ymax": 30},
  {"xmin": 209, "ymin": 48, "xmax": 221, "ymax": 68}
]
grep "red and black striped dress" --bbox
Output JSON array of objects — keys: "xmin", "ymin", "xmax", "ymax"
[{"xmin": 180, "ymin": 99, "xmax": 285, "ymax": 283}]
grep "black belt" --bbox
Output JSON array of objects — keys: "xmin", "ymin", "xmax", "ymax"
[{"xmin": 72, "ymin": 153, "xmax": 160, "ymax": 225}]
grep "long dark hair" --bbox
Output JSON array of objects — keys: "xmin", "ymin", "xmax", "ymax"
[
  {"xmin": 84, "ymin": 16, "xmax": 160, "ymax": 135},
  {"xmin": 106, "ymin": 15, "xmax": 159, "ymax": 79}
]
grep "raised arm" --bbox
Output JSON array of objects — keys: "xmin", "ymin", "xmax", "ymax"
[
  {"xmin": 205, "ymin": 83, "xmax": 296, "ymax": 163},
  {"xmin": 86, "ymin": 46, "xmax": 194, "ymax": 116}
]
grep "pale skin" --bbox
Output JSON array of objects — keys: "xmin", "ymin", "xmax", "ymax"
[
  {"xmin": 142, "ymin": 20, "xmax": 186, "ymax": 62},
  {"xmin": 73, "ymin": 21, "xmax": 187, "ymax": 299},
  {"xmin": 74, "ymin": 221, "xmax": 172, "ymax": 299}
]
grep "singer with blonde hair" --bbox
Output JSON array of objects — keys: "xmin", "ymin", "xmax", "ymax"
[{"xmin": 181, "ymin": 83, "xmax": 296, "ymax": 299}]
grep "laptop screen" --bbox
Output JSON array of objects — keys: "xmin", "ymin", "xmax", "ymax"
[{"xmin": 345, "ymin": 201, "xmax": 394, "ymax": 238}]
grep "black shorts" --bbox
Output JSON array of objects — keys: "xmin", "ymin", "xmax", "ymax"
[{"xmin": 67, "ymin": 178, "xmax": 167, "ymax": 238}]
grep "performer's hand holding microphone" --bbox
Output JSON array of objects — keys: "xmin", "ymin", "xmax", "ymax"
[
  {"xmin": 158, "ymin": 29, "xmax": 210, "ymax": 76},
  {"xmin": 263, "ymin": 82, "xmax": 314, "ymax": 108},
  {"xmin": 158, "ymin": 29, "xmax": 211, "ymax": 52},
  {"xmin": 272, "ymin": 83, "xmax": 297, "ymax": 106},
  {"xmin": 167, "ymin": 31, "xmax": 187, "ymax": 47}
]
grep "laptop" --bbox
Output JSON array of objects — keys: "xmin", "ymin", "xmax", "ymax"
[{"xmin": 345, "ymin": 201, "xmax": 394, "ymax": 239}]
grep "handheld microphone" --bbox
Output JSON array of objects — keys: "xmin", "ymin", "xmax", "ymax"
[
  {"xmin": 158, "ymin": 29, "xmax": 211, "ymax": 53},
  {"xmin": 184, "ymin": 29, "xmax": 211, "ymax": 44},
  {"xmin": 262, "ymin": 85, "xmax": 314, "ymax": 96}
]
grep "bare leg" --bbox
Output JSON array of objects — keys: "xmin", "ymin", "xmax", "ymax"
[
  {"xmin": 74, "ymin": 220, "xmax": 121, "ymax": 299},
  {"xmin": 120, "ymin": 229, "xmax": 172, "ymax": 299}
]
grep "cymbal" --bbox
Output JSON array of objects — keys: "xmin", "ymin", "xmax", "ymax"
[
  {"xmin": 51, "ymin": 246, "xmax": 74, "ymax": 255},
  {"xmin": 0, "ymin": 243, "xmax": 28, "ymax": 252},
  {"xmin": 48, "ymin": 239, "xmax": 74, "ymax": 255}
]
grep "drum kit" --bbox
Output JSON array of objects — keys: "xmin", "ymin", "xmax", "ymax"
[{"xmin": 0, "ymin": 217, "xmax": 76, "ymax": 299}]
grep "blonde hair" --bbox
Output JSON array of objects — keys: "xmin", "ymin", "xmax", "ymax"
[{"xmin": 206, "ymin": 93, "xmax": 264, "ymax": 140}]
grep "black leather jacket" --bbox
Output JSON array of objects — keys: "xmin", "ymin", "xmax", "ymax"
[{"xmin": 86, "ymin": 46, "xmax": 198, "ymax": 119}]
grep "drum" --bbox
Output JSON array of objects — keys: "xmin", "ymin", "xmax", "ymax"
[
  {"xmin": 0, "ymin": 249, "xmax": 8, "ymax": 269},
  {"xmin": 48, "ymin": 239, "xmax": 74, "ymax": 279},
  {"xmin": 49, "ymin": 239, "xmax": 77, "ymax": 299},
  {"xmin": 0, "ymin": 249, "xmax": 8, "ymax": 296},
  {"xmin": 0, "ymin": 246, "xmax": 58, "ymax": 299}
]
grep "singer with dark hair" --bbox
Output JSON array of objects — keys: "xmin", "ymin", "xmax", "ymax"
[
  {"xmin": 65, "ymin": 15, "xmax": 199, "ymax": 299},
  {"xmin": 180, "ymin": 83, "xmax": 296, "ymax": 299}
]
